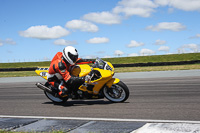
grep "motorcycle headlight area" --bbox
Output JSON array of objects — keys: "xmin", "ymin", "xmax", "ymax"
[{"xmin": 104, "ymin": 64, "xmax": 112, "ymax": 71}]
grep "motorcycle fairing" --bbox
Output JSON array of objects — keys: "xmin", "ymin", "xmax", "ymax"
[
  {"xmin": 106, "ymin": 78, "xmax": 120, "ymax": 88},
  {"xmin": 35, "ymin": 68, "xmax": 49, "ymax": 80}
]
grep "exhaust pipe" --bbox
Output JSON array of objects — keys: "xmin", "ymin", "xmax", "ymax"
[{"xmin": 36, "ymin": 82, "xmax": 53, "ymax": 94}]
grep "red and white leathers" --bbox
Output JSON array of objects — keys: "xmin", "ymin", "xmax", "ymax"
[{"xmin": 47, "ymin": 52, "xmax": 94, "ymax": 97}]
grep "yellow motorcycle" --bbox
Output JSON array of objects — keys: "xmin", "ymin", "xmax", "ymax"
[{"xmin": 35, "ymin": 58, "xmax": 129, "ymax": 103}]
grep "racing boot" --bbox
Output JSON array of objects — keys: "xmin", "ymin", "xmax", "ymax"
[{"xmin": 58, "ymin": 86, "xmax": 68, "ymax": 97}]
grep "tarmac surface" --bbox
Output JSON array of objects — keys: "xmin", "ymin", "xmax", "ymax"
[{"xmin": 0, "ymin": 70, "xmax": 200, "ymax": 132}]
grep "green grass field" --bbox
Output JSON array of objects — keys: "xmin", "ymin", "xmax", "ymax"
[
  {"xmin": 1, "ymin": 64, "xmax": 200, "ymax": 77},
  {"xmin": 0, "ymin": 53, "xmax": 200, "ymax": 68},
  {"xmin": 104, "ymin": 53, "xmax": 200, "ymax": 64},
  {"xmin": 0, "ymin": 53, "xmax": 200, "ymax": 77}
]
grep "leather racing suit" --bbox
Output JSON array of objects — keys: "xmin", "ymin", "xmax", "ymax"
[{"xmin": 47, "ymin": 52, "xmax": 94, "ymax": 97}]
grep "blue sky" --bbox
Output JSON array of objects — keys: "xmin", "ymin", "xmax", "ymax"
[{"xmin": 0, "ymin": 0, "xmax": 200, "ymax": 63}]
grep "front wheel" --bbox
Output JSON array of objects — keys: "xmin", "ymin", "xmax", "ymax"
[{"xmin": 103, "ymin": 81, "xmax": 129, "ymax": 103}]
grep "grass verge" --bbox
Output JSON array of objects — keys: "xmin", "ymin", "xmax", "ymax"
[
  {"xmin": 0, "ymin": 53, "xmax": 200, "ymax": 77},
  {"xmin": 104, "ymin": 53, "xmax": 200, "ymax": 64},
  {"xmin": 0, "ymin": 64, "xmax": 200, "ymax": 77},
  {"xmin": 115, "ymin": 64, "xmax": 200, "ymax": 73},
  {"xmin": 0, "ymin": 53, "xmax": 200, "ymax": 68},
  {"xmin": 0, "ymin": 71, "xmax": 38, "ymax": 77}
]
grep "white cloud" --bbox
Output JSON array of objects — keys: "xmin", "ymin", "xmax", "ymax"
[
  {"xmin": 155, "ymin": 39, "xmax": 166, "ymax": 45},
  {"xmin": 117, "ymin": 0, "xmax": 157, "ymax": 8},
  {"xmin": 84, "ymin": 55, "xmax": 96, "ymax": 59},
  {"xmin": 80, "ymin": 0, "xmax": 200, "ymax": 27},
  {"xmin": 140, "ymin": 48, "xmax": 155, "ymax": 56},
  {"xmin": 158, "ymin": 46, "xmax": 170, "ymax": 52},
  {"xmin": 127, "ymin": 40, "xmax": 144, "ymax": 47},
  {"xmin": 168, "ymin": 8, "xmax": 174, "ymax": 13},
  {"xmin": 86, "ymin": 37, "xmax": 109, "ymax": 44},
  {"xmin": 154, "ymin": 0, "xmax": 170, "ymax": 6},
  {"xmin": 146, "ymin": 22, "xmax": 186, "ymax": 31},
  {"xmin": 65, "ymin": 20, "xmax": 98, "ymax": 32},
  {"xmin": 114, "ymin": 50, "xmax": 124, "ymax": 56},
  {"xmin": 4, "ymin": 38, "xmax": 16, "ymax": 45},
  {"xmin": 81, "ymin": 0, "xmax": 200, "ymax": 26},
  {"xmin": 81, "ymin": 55, "xmax": 96, "ymax": 59},
  {"xmin": 113, "ymin": 0, "xmax": 157, "ymax": 17},
  {"xmin": 83, "ymin": 11, "xmax": 121, "ymax": 25},
  {"xmin": 0, "ymin": 38, "xmax": 16, "ymax": 46},
  {"xmin": 19, "ymin": 25, "xmax": 70, "ymax": 39},
  {"xmin": 54, "ymin": 39, "xmax": 77, "ymax": 46},
  {"xmin": 190, "ymin": 33, "xmax": 200, "ymax": 39},
  {"xmin": 96, "ymin": 51, "xmax": 105, "ymax": 54},
  {"xmin": 178, "ymin": 43, "xmax": 199, "ymax": 53},
  {"xmin": 128, "ymin": 53, "xmax": 139, "ymax": 57},
  {"xmin": 155, "ymin": 0, "xmax": 200, "ymax": 11},
  {"xmin": 103, "ymin": 55, "xmax": 112, "ymax": 58},
  {"xmin": 183, "ymin": 43, "xmax": 198, "ymax": 51},
  {"xmin": 43, "ymin": 57, "xmax": 50, "ymax": 61}
]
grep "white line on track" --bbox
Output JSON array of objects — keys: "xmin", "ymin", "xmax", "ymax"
[{"xmin": 0, "ymin": 115, "xmax": 200, "ymax": 124}]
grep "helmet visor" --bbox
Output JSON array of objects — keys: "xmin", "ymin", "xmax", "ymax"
[{"xmin": 68, "ymin": 52, "xmax": 78, "ymax": 63}]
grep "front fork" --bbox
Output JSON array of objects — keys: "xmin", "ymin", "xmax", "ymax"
[
  {"xmin": 106, "ymin": 78, "xmax": 120, "ymax": 88},
  {"xmin": 105, "ymin": 78, "xmax": 121, "ymax": 97}
]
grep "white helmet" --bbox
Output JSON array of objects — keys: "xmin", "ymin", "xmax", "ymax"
[{"xmin": 62, "ymin": 46, "xmax": 78, "ymax": 65}]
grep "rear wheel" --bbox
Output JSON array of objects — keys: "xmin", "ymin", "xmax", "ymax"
[
  {"xmin": 44, "ymin": 83, "xmax": 68, "ymax": 103},
  {"xmin": 44, "ymin": 91, "xmax": 68, "ymax": 103},
  {"xmin": 103, "ymin": 81, "xmax": 129, "ymax": 103}
]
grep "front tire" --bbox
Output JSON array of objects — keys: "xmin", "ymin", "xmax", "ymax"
[{"xmin": 103, "ymin": 81, "xmax": 129, "ymax": 103}]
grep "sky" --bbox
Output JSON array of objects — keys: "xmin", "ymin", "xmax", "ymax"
[{"xmin": 0, "ymin": 0, "xmax": 200, "ymax": 63}]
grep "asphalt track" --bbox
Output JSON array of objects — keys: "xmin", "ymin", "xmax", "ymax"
[{"xmin": 0, "ymin": 70, "xmax": 200, "ymax": 132}]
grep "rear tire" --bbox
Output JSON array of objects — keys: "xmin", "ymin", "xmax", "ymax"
[
  {"xmin": 44, "ymin": 82, "xmax": 68, "ymax": 103},
  {"xmin": 103, "ymin": 81, "xmax": 129, "ymax": 103},
  {"xmin": 44, "ymin": 91, "xmax": 68, "ymax": 103}
]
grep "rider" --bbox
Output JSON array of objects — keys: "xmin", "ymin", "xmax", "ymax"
[{"xmin": 47, "ymin": 46, "xmax": 95, "ymax": 97}]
